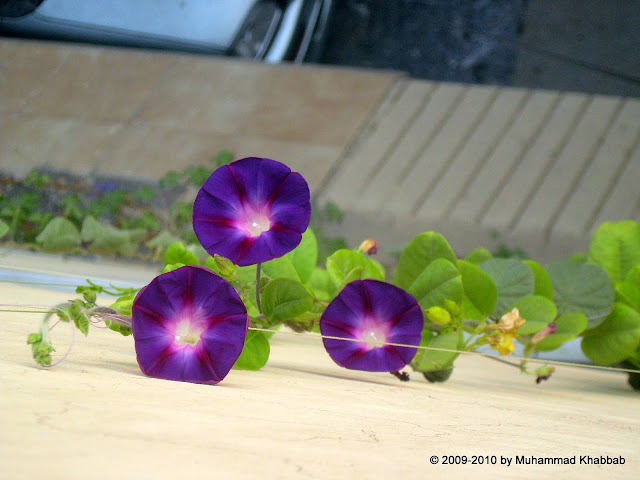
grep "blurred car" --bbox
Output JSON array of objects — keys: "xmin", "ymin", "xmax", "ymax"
[{"xmin": 0, "ymin": 0, "xmax": 333, "ymax": 63}]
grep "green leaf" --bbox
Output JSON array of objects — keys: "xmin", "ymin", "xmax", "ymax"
[
  {"xmin": 511, "ymin": 295, "xmax": 557, "ymax": 335},
  {"xmin": 212, "ymin": 150, "xmax": 235, "ymax": 167},
  {"xmin": 27, "ymin": 332, "xmax": 42, "ymax": 345},
  {"xmin": 547, "ymin": 261, "xmax": 614, "ymax": 327},
  {"xmin": 480, "ymin": 258, "xmax": 534, "ymax": 316},
  {"xmin": 164, "ymin": 242, "xmax": 200, "ymax": 266},
  {"xmin": 110, "ymin": 295, "xmax": 135, "ymax": 316},
  {"xmin": 616, "ymin": 279, "xmax": 640, "ymax": 312},
  {"xmin": 186, "ymin": 243, "xmax": 210, "ymax": 265},
  {"xmin": 524, "ymin": 260, "xmax": 554, "ymax": 300},
  {"xmin": 306, "ymin": 268, "xmax": 337, "ymax": 303},
  {"xmin": 131, "ymin": 185, "xmax": 156, "ymax": 204},
  {"xmin": 457, "ymin": 259, "xmax": 497, "ymax": 320},
  {"xmin": 626, "ymin": 264, "xmax": 640, "ymax": 285},
  {"xmin": 393, "ymin": 232, "xmax": 457, "ymax": 289},
  {"xmin": 407, "ymin": 258, "xmax": 464, "ymax": 310},
  {"xmin": 145, "ymin": 231, "xmax": 183, "ymax": 257},
  {"xmin": 236, "ymin": 263, "xmax": 258, "ymax": 284},
  {"xmin": 184, "ymin": 165, "xmax": 212, "ymax": 187},
  {"xmin": 162, "ymin": 263, "xmax": 185, "ymax": 273},
  {"xmin": 0, "ymin": 220, "xmax": 9, "ymax": 239},
  {"xmin": 535, "ymin": 312, "xmax": 587, "ymax": 351},
  {"xmin": 582, "ymin": 304, "xmax": 640, "ymax": 365},
  {"xmin": 82, "ymin": 216, "xmax": 146, "ymax": 256},
  {"xmin": 567, "ymin": 252, "xmax": 588, "ymax": 263},
  {"xmin": 159, "ymin": 170, "xmax": 182, "ymax": 189},
  {"xmin": 615, "ymin": 265, "xmax": 640, "ymax": 311},
  {"xmin": 30, "ymin": 340, "xmax": 55, "ymax": 366},
  {"xmin": 465, "ymin": 247, "xmax": 492, "ymax": 265},
  {"xmin": 80, "ymin": 216, "xmax": 102, "ymax": 242},
  {"xmin": 285, "ymin": 228, "xmax": 318, "ymax": 284},
  {"xmin": 24, "ymin": 169, "xmax": 51, "ymax": 188},
  {"xmin": 326, "ymin": 249, "xmax": 384, "ymax": 289},
  {"xmin": 233, "ymin": 330, "xmax": 270, "ymax": 370},
  {"xmin": 588, "ymin": 220, "xmax": 640, "ymax": 283},
  {"xmin": 411, "ymin": 330, "xmax": 461, "ymax": 372},
  {"xmin": 261, "ymin": 278, "xmax": 314, "ymax": 323},
  {"xmin": 90, "ymin": 227, "xmax": 145, "ymax": 257},
  {"xmin": 262, "ymin": 256, "xmax": 300, "ymax": 282},
  {"xmin": 72, "ymin": 311, "xmax": 90, "ymax": 336},
  {"xmin": 35, "ymin": 217, "xmax": 81, "ymax": 251}
]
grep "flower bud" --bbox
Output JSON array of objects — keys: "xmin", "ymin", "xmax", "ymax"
[
  {"xmin": 426, "ymin": 306, "xmax": 451, "ymax": 326},
  {"xmin": 214, "ymin": 254, "xmax": 236, "ymax": 279},
  {"xmin": 358, "ymin": 239, "xmax": 379, "ymax": 255},
  {"xmin": 534, "ymin": 365, "xmax": 555, "ymax": 383}
]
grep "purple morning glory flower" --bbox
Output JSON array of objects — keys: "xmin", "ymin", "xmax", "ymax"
[
  {"xmin": 320, "ymin": 280, "xmax": 424, "ymax": 372},
  {"xmin": 193, "ymin": 157, "xmax": 311, "ymax": 266},
  {"xmin": 132, "ymin": 266, "xmax": 248, "ymax": 384}
]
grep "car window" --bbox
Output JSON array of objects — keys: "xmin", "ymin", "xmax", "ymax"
[{"xmin": 0, "ymin": 0, "xmax": 45, "ymax": 18}]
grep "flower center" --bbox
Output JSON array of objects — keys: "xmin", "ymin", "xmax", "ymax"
[
  {"xmin": 247, "ymin": 215, "xmax": 271, "ymax": 237},
  {"xmin": 174, "ymin": 321, "xmax": 202, "ymax": 346},
  {"xmin": 240, "ymin": 204, "xmax": 272, "ymax": 238},
  {"xmin": 362, "ymin": 328, "xmax": 386, "ymax": 349}
]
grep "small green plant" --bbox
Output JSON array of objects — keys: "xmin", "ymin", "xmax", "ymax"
[{"xmin": 0, "ymin": 151, "xmax": 237, "ymax": 260}]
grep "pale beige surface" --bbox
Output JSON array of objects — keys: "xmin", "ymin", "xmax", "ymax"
[
  {"xmin": 0, "ymin": 38, "xmax": 397, "ymax": 187},
  {"xmin": 1, "ymin": 281, "xmax": 638, "ymax": 480}
]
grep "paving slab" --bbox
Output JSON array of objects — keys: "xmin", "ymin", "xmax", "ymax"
[
  {"xmin": 318, "ymin": 78, "xmax": 640, "ymax": 262},
  {"xmin": 1, "ymin": 280, "xmax": 639, "ymax": 480}
]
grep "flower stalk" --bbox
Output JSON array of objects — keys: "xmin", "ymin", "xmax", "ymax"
[{"xmin": 255, "ymin": 262, "xmax": 263, "ymax": 314}]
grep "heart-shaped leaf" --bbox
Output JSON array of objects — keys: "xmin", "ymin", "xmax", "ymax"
[
  {"xmin": 582, "ymin": 304, "xmax": 640, "ymax": 365},
  {"xmin": 588, "ymin": 220, "xmax": 640, "ymax": 283},
  {"xmin": 547, "ymin": 261, "xmax": 614, "ymax": 327},
  {"xmin": 234, "ymin": 330, "xmax": 270, "ymax": 370},
  {"xmin": 393, "ymin": 232, "xmax": 457, "ymax": 290},
  {"xmin": 407, "ymin": 258, "xmax": 463, "ymax": 310},
  {"xmin": 480, "ymin": 258, "xmax": 534, "ymax": 316},
  {"xmin": 457, "ymin": 259, "xmax": 497, "ymax": 320}
]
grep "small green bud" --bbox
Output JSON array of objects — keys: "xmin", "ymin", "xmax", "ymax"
[
  {"xmin": 27, "ymin": 333, "xmax": 42, "ymax": 345},
  {"xmin": 213, "ymin": 255, "xmax": 236, "ymax": 279},
  {"xmin": 443, "ymin": 299, "xmax": 461, "ymax": 318},
  {"xmin": 426, "ymin": 306, "xmax": 451, "ymax": 326},
  {"xmin": 82, "ymin": 290, "xmax": 97, "ymax": 305}
]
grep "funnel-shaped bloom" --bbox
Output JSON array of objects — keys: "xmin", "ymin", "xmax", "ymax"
[
  {"xmin": 193, "ymin": 157, "xmax": 311, "ymax": 266},
  {"xmin": 132, "ymin": 266, "xmax": 248, "ymax": 384},
  {"xmin": 320, "ymin": 280, "xmax": 423, "ymax": 372}
]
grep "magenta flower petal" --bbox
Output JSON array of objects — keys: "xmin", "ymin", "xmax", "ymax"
[
  {"xmin": 193, "ymin": 157, "xmax": 311, "ymax": 266},
  {"xmin": 132, "ymin": 266, "xmax": 248, "ymax": 384},
  {"xmin": 320, "ymin": 280, "xmax": 424, "ymax": 373}
]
